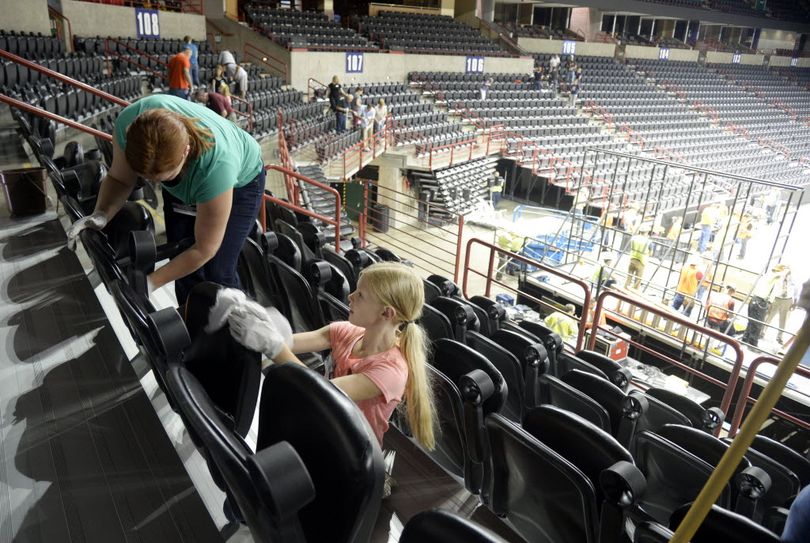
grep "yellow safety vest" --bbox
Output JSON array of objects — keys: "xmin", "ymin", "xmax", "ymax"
[
  {"xmin": 544, "ymin": 311, "xmax": 579, "ymax": 342},
  {"xmin": 630, "ymin": 235, "xmax": 650, "ymax": 265}
]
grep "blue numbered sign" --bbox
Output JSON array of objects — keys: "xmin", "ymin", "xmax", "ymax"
[
  {"xmin": 732, "ymin": 52, "xmax": 742, "ymax": 64},
  {"xmin": 466, "ymin": 56, "xmax": 484, "ymax": 74},
  {"xmin": 345, "ymin": 52, "xmax": 364, "ymax": 73},
  {"xmin": 135, "ymin": 8, "xmax": 160, "ymax": 39},
  {"xmin": 791, "ymin": 57, "xmax": 799, "ymax": 67},
  {"xmin": 562, "ymin": 40, "xmax": 576, "ymax": 56},
  {"xmin": 659, "ymin": 47, "xmax": 670, "ymax": 61}
]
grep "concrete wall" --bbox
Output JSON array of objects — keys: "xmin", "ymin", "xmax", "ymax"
[
  {"xmin": 0, "ymin": 0, "xmax": 51, "ymax": 35},
  {"xmin": 518, "ymin": 37, "xmax": 616, "ymax": 57},
  {"xmin": 61, "ymin": 0, "xmax": 206, "ymax": 40},
  {"xmin": 740, "ymin": 54, "xmax": 765, "ymax": 65},
  {"xmin": 757, "ymin": 29, "xmax": 797, "ymax": 53},
  {"xmin": 625, "ymin": 44, "xmax": 661, "ymax": 59},
  {"xmin": 706, "ymin": 51, "xmax": 734, "ymax": 64},
  {"xmin": 669, "ymin": 48, "xmax": 700, "ymax": 62},
  {"xmin": 770, "ymin": 55, "xmax": 794, "ymax": 67},
  {"xmin": 288, "ymin": 50, "xmax": 534, "ymax": 92}
]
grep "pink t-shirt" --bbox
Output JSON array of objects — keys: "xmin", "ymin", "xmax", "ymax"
[{"xmin": 329, "ymin": 322, "xmax": 408, "ymax": 445}]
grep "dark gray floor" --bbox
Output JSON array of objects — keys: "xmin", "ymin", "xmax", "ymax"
[{"xmin": 0, "ymin": 108, "xmax": 222, "ymax": 542}]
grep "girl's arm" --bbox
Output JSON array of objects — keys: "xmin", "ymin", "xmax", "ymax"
[
  {"xmin": 149, "ymin": 189, "xmax": 232, "ymax": 290},
  {"xmin": 291, "ymin": 325, "xmax": 331, "ymax": 353},
  {"xmin": 331, "ymin": 374, "xmax": 382, "ymax": 402}
]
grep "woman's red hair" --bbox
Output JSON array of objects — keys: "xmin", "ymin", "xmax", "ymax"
[{"xmin": 125, "ymin": 108, "xmax": 214, "ymax": 176}]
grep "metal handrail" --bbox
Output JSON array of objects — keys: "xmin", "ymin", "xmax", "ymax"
[
  {"xmin": 262, "ymin": 165, "xmax": 343, "ymax": 252},
  {"xmin": 47, "ymin": 6, "xmax": 74, "ymax": 53},
  {"xmin": 589, "ymin": 288, "xmax": 745, "ymax": 431},
  {"xmin": 727, "ymin": 355, "xmax": 810, "ymax": 437},
  {"xmin": 0, "ymin": 94, "xmax": 113, "ymax": 141},
  {"xmin": 462, "ymin": 237, "xmax": 592, "ymax": 351},
  {"xmin": 243, "ymin": 42, "xmax": 287, "ymax": 82},
  {"xmin": 426, "ymin": 136, "xmax": 477, "ymax": 170},
  {"xmin": 307, "ymin": 77, "xmax": 328, "ymax": 101},
  {"xmin": 0, "ymin": 48, "xmax": 130, "ymax": 107}
]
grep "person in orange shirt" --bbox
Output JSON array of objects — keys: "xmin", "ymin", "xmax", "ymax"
[
  {"xmin": 671, "ymin": 260, "xmax": 703, "ymax": 317},
  {"xmin": 167, "ymin": 48, "xmax": 193, "ymax": 100}
]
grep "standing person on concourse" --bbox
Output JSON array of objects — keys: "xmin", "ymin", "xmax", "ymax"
[{"xmin": 65, "ymin": 94, "xmax": 265, "ymax": 305}]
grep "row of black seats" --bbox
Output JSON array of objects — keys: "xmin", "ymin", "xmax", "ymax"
[{"xmin": 0, "ymin": 30, "xmax": 65, "ymax": 59}]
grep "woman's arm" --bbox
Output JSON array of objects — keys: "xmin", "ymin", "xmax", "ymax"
[
  {"xmin": 149, "ymin": 189, "xmax": 232, "ymax": 289},
  {"xmin": 331, "ymin": 374, "xmax": 382, "ymax": 402},
  {"xmin": 94, "ymin": 137, "xmax": 139, "ymax": 219},
  {"xmin": 291, "ymin": 325, "xmax": 331, "ymax": 353}
]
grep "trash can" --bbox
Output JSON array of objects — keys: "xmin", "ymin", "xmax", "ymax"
[
  {"xmin": 369, "ymin": 203, "xmax": 390, "ymax": 233},
  {"xmin": 1, "ymin": 167, "xmax": 48, "ymax": 217}
]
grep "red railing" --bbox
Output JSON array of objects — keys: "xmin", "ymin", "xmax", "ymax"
[
  {"xmin": 243, "ymin": 42, "xmax": 287, "ymax": 82},
  {"xmin": 104, "ymin": 37, "xmax": 168, "ymax": 81},
  {"xmin": 261, "ymin": 165, "xmax": 343, "ymax": 252},
  {"xmin": 426, "ymin": 137, "xmax": 477, "ymax": 170},
  {"xmin": 589, "ymin": 289, "xmax": 745, "ymax": 433},
  {"xmin": 0, "ymin": 48, "xmax": 130, "ymax": 108},
  {"xmin": 462, "ymin": 238, "xmax": 592, "ymax": 351},
  {"xmin": 727, "ymin": 356, "xmax": 810, "ymax": 438},
  {"xmin": 307, "ymin": 77, "xmax": 328, "ymax": 102},
  {"xmin": 48, "ymin": 6, "xmax": 74, "ymax": 53},
  {"xmin": 0, "ymin": 94, "xmax": 114, "ymax": 141}
]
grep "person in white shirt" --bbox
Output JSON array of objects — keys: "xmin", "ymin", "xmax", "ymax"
[{"xmin": 374, "ymin": 98, "xmax": 388, "ymax": 134}]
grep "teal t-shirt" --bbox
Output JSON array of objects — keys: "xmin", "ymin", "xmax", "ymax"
[{"xmin": 114, "ymin": 94, "xmax": 263, "ymax": 204}]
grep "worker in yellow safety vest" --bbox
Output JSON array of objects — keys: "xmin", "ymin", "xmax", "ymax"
[
  {"xmin": 496, "ymin": 229, "xmax": 523, "ymax": 280},
  {"xmin": 625, "ymin": 229, "xmax": 652, "ymax": 289},
  {"xmin": 544, "ymin": 303, "xmax": 579, "ymax": 344}
]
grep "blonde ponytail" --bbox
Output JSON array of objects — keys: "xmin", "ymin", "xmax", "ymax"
[
  {"xmin": 398, "ymin": 321, "xmax": 436, "ymax": 450},
  {"xmin": 360, "ymin": 263, "xmax": 437, "ymax": 450}
]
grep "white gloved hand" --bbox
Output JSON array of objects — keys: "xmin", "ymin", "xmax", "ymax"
[
  {"xmin": 204, "ymin": 288, "xmax": 247, "ymax": 333},
  {"xmin": 146, "ymin": 275, "xmax": 156, "ymax": 297},
  {"xmin": 66, "ymin": 211, "xmax": 108, "ymax": 251},
  {"xmin": 228, "ymin": 301, "xmax": 292, "ymax": 359}
]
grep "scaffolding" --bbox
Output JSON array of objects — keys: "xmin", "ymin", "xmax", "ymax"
[{"xmin": 533, "ymin": 148, "xmax": 804, "ymax": 347}]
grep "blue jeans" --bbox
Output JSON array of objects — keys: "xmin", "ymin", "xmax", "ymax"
[
  {"xmin": 191, "ymin": 64, "xmax": 199, "ymax": 86},
  {"xmin": 492, "ymin": 191, "xmax": 501, "ymax": 208},
  {"xmin": 698, "ymin": 224, "xmax": 712, "ymax": 252},
  {"xmin": 167, "ymin": 88, "xmax": 189, "ymax": 100},
  {"xmin": 163, "ymin": 167, "xmax": 266, "ymax": 305},
  {"xmin": 672, "ymin": 292, "xmax": 694, "ymax": 317},
  {"xmin": 335, "ymin": 111, "xmax": 345, "ymax": 133}
]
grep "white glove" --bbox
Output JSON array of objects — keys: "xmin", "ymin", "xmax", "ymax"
[
  {"xmin": 66, "ymin": 212, "xmax": 108, "ymax": 251},
  {"xmin": 228, "ymin": 301, "xmax": 292, "ymax": 359},
  {"xmin": 204, "ymin": 287, "xmax": 247, "ymax": 333},
  {"xmin": 147, "ymin": 275, "xmax": 156, "ymax": 297}
]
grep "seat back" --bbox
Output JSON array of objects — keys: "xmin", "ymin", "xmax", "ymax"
[
  {"xmin": 425, "ymin": 366, "xmax": 467, "ymax": 479},
  {"xmin": 400, "ymin": 510, "xmax": 506, "ymax": 543},
  {"xmin": 540, "ymin": 374, "xmax": 612, "ymax": 432},
  {"xmin": 469, "ymin": 295, "xmax": 506, "ymax": 335},
  {"xmin": 322, "ymin": 246, "xmax": 358, "ymax": 291},
  {"xmin": 167, "ymin": 365, "xmax": 312, "ymax": 543},
  {"xmin": 430, "ymin": 296, "xmax": 479, "ymax": 342},
  {"xmin": 263, "ymin": 232, "xmax": 326, "ymax": 335},
  {"xmin": 490, "ymin": 329, "xmax": 547, "ymax": 407},
  {"xmin": 183, "ymin": 282, "xmax": 262, "ymax": 437},
  {"xmin": 646, "ymin": 388, "xmax": 724, "ymax": 432},
  {"xmin": 574, "ymin": 349, "xmax": 632, "ymax": 391},
  {"xmin": 257, "ymin": 363, "xmax": 385, "ymax": 543},
  {"xmin": 276, "ymin": 218, "xmax": 319, "ymax": 267},
  {"xmin": 432, "ymin": 339, "xmax": 507, "ymax": 495},
  {"xmin": 420, "ymin": 304, "xmax": 455, "ymax": 343},
  {"xmin": 634, "ymin": 424, "xmax": 745, "ymax": 523},
  {"xmin": 305, "ymin": 260, "xmax": 350, "ymax": 322},
  {"xmin": 619, "ymin": 389, "xmax": 692, "ymax": 448},
  {"xmin": 465, "ymin": 331, "xmax": 525, "ymax": 422},
  {"xmin": 561, "ymin": 369, "xmax": 626, "ymax": 436},
  {"xmin": 487, "ymin": 405, "xmax": 634, "ymax": 543},
  {"xmin": 423, "ymin": 279, "xmax": 443, "ymax": 305},
  {"xmin": 750, "ymin": 434, "xmax": 810, "ymax": 487},
  {"xmin": 236, "ymin": 237, "xmax": 291, "ymax": 316}
]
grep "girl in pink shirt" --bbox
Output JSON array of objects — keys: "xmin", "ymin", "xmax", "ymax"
[{"xmin": 230, "ymin": 262, "xmax": 436, "ymax": 450}]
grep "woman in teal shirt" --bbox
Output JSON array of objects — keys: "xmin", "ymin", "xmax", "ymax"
[{"xmin": 67, "ymin": 94, "xmax": 264, "ymax": 304}]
